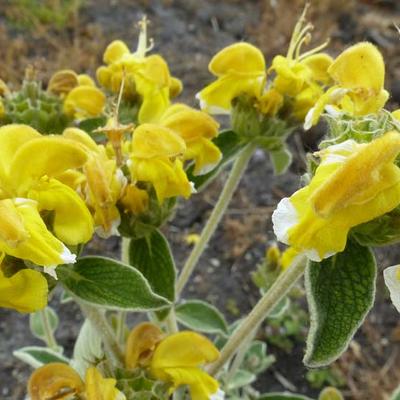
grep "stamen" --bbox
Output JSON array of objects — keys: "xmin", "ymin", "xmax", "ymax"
[
  {"xmin": 295, "ymin": 32, "xmax": 312, "ymax": 60},
  {"xmin": 135, "ymin": 15, "xmax": 153, "ymax": 57},
  {"xmin": 298, "ymin": 38, "xmax": 330, "ymax": 61},
  {"xmin": 286, "ymin": 2, "xmax": 311, "ymax": 59}
]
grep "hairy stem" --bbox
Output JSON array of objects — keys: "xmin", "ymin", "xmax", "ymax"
[
  {"xmin": 116, "ymin": 237, "xmax": 131, "ymax": 345},
  {"xmin": 176, "ymin": 142, "xmax": 256, "ymax": 297},
  {"xmin": 209, "ymin": 257, "xmax": 306, "ymax": 375},
  {"xmin": 39, "ymin": 309, "xmax": 58, "ymax": 350}
]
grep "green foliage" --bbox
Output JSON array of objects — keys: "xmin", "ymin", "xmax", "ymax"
[
  {"xmin": 258, "ymin": 393, "xmax": 314, "ymax": 400},
  {"xmin": 175, "ymin": 300, "xmax": 228, "ymax": 335},
  {"xmin": 318, "ymin": 387, "xmax": 344, "ymax": 400},
  {"xmin": 13, "ymin": 346, "xmax": 69, "ymax": 369},
  {"xmin": 57, "ymin": 256, "xmax": 170, "ymax": 311},
  {"xmin": 304, "ymin": 239, "xmax": 376, "ymax": 367},
  {"xmin": 5, "ymin": 0, "xmax": 85, "ymax": 30},
  {"xmin": 129, "ymin": 230, "xmax": 176, "ymax": 302},
  {"xmin": 1, "ymin": 79, "xmax": 71, "ymax": 133},
  {"xmin": 115, "ymin": 368, "xmax": 170, "ymax": 400},
  {"xmin": 306, "ymin": 368, "xmax": 345, "ymax": 390},
  {"xmin": 29, "ymin": 306, "xmax": 58, "ymax": 343}
]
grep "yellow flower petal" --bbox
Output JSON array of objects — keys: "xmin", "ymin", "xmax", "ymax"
[
  {"xmin": 131, "ymin": 158, "xmax": 192, "ymax": 202},
  {"xmin": 328, "ymin": 42, "xmax": 385, "ymax": 93},
  {"xmin": 131, "ymin": 124, "xmax": 186, "ymax": 159},
  {"xmin": 85, "ymin": 367, "xmax": 125, "ymax": 400},
  {"xmin": 170, "ymin": 77, "xmax": 183, "ymax": 98},
  {"xmin": 151, "ymin": 331, "xmax": 220, "ymax": 400},
  {"xmin": 28, "ymin": 363, "xmax": 84, "ymax": 400},
  {"xmin": 28, "ymin": 178, "xmax": 94, "ymax": 245},
  {"xmin": 0, "ymin": 267, "xmax": 48, "ymax": 312},
  {"xmin": 63, "ymin": 127, "xmax": 99, "ymax": 152},
  {"xmin": 0, "ymin": 199, "xmax": 76, "ymax": 267},
  {"xmin": 161, "ymin": 104, "xmax": 219, "ymax": 142},
  {"xmin": 64, "ymin": 86, "xmax": 106, "ymax": 119},
  {"xmin": 0, "ymin": 98, "xmax": 4, "ymax": 118},
  {"xmin": 186, "ymin": 138, "xmax": 222, "ymax": 176},
  {"xmin": 48, "ymin": 69, "xmax": 79, "ymax": 95},
  {"xmin": 0, "ymin": 198, "xmax": 29, "ymax": 246},
  {"xmin": 209, "ymin": 42, "xmax": 265, "ymax": 76},
  {"xmin": 103, "ymin": 40, "xmax": 130, "ymax": 64},
  {"xmin": 273, "ymin": 132, "xmax": 400, "ymax": 260},
  {"xmin": 300, "ymin": 53, "xmax": 333, "ymax": 83},
  {"xmin": 10, "ymin": 136, "xmax": 88, "ymax": 194},
  {"xmin": 0, "ymin": 124, "xmax": 41, "ymax": 181},
  {"xmin": 78, "ymin": 74, "xmax": 96, "ymax": 87},
  {"xmin": 96, "ymin": 65, "xmax": 112, "ymax": 88},
  {"xmin": 125, "ymin": 322, "xmax": 164, "ymax": 369},
  {"xmin": 120, "ymin": 184, "xmax": 149, "ymax": 215}
]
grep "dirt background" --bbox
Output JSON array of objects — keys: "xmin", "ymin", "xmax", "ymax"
[{"xmin": 1, "ymin": 0, "xmax": 400, "ymax": 399}]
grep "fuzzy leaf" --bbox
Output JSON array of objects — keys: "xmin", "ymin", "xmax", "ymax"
[
  {"xmin": 29, "ymin": 306, "xmax": 59, "ymax": 343},
  {"xmin": 258, "ymin": 394, "xmax": 314, "ymax": 400},
  {"xmin": 13, "ymin": 346, "xmax": 69, "ymax": 369},
  {"xmin": 57, "ymin": 257, "xmax": 170, "ymax": 311},
  {"xmin": 304, "ymin": 239, "xmax": 376, "ymax": 367},
  {"xmin": 227, "ymin": 370, "xmax": 256, "ymax": 391},
  {"xmin": 175, "ymin": 300, "xmax": 228, "ymax": 335},
  {"xmin": 129, "ymin": 230, "xmax": 176, "ymax": 302},
  {"xmin": 269, "ymin": 146, "xmax": 292, "ymax": 175}
]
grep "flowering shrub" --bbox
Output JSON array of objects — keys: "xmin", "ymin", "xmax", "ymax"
[{"xmin": 3, "ymin": 6, "xmax": 400, "ymax": 400}]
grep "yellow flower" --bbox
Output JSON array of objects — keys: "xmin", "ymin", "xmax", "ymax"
[
  {"xmin": 48, "ymin": 69, "xmax": 79, "ymax": 95},
  {"xmin": 96, "ymin": 17, "xmax": 181, "ymax": 123},
  {"xmin": 63, "ymin": 127, "xmax": 125, "ymax": 237},
  {"xmin": 129, "ymin": 123, "xmax": 192, "ymax": 202},
  {"xmin": 0, "ymin": 124, "xmax": 93, "ymax": 268},
  {"xmin": 125, "ymin": 322, "xmax": 164, "ymax": 369},
  {"xmin": 63, "ymin": 85, "xmax": 106, "ymax": 119},
  {"xmin": 0, "ymin": 255, "xmax": 47, "ymax": 313},
  {"xmin": 267, "ymin": 5, "xmax": 332, "ymax": 119},
  {"xmin": 160, "ymin": 104, "xmax": 221, "ymax": 175},
  {"xmin": 120, "ymin": 183, "xmax": 149, "ymax": 215},
  {"xmin": 28, "ymin": 363, "xmax": 124, "ymax": 400},
  {"xmin": 196, "ymin": 42, "xmax": 266, "ymax": 114},
  {"xmin": 272, "ymin": 131, "xmax": 400, "ymax": 261},
  {"xmin": 85, "ymin": 367, "xmax": 125, "ymax": 400},
  {"xmin": 280, "ymin": 247, "xmax": 300, "ymax": 270},
  {"xmin": 150, "ymin": 331, "xmax": 220, "ymax": 400},
  {"xmin": 305, "ymin": 42, "xmax": 389, "ymax": 129}
]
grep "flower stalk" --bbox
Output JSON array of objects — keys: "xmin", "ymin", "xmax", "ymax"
[
  {"xmin": 209, "ymin": 256, "xmax": 306, "ymax": 375},
  {"xmin": 176, "ymin": 141, "xmax": 257, "ymax": 296},
  {"xmin": 39, "ymin": 309, "xmax": 58, "ymax": 351}
]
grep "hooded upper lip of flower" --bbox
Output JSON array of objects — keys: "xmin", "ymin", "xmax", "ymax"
[
  {"xmin": 195, "ymin": 42, "xmax": 266, "ymax": 115},
  {"xmin": 304, "ymin": 41, "xmax": 389, "ymax": 130},
  {"xmin": 272, "ymin": 131, "xmax": 400, "ymax": 261},
  {"xmin": 149, "ymin": 331, "xmax": 220, "ymax": 400},
  {"xmin": 159, "ymin": 103, "xmax": 222, "ymax": 175},
  {"xmin": 28, "ymin": 363, "xmax": 125, "ymax": 400},
  {"xmin": 0, "ymin": 124, "xmax": 94, "ymax": 268}
]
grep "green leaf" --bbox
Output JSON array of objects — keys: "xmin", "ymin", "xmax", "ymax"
[
  {"xmin": 57, "ymin": 256, "xmax": 170, "ymax": 311},
  {"xmin": 77, "ymin": 116, "xmax": 107, "ymax": 135},
  {"xmin": 186, "ymin": 130, "xmax": 246, "ymax": 190},
  {"xmin": 258, "ymin": 394, "xmax": 314, "ymax": 400},
  {"xmin": 13, "ymin": 346, "xmax": 69, "ymax": 369},
  {"xmin": 175, "ymin": 300, "xmax": 228, "ymax": 335},
  {"xmin": 242, "ymin": 340, "xmax": 275, "ymax": 374},
  {"xmin": 304, "ymin": 239, "xmax": 376, "ymax": 368},
  {"xmin": 269, "ymin": 147, "xmax": 292, "ymax": 175},
  {"xmin": 129, "ymin": 229, "xmax": 176, "ymax": 302},
  {"xmin": 391, "ymin": 384, "xmax": 400, "ymax": 400},
  {"xmin": 318, "ymin": 387, "xmax": 344, "ymax": 400},
  {"xmin": 29, "ymin": 307, "xmax": 59, "ymax": 343},
  {"xmin": 227, "ymin": 369, "xmax": 256, "ymax": 390}
]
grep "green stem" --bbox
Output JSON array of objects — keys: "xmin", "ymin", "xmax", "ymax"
[
  {"xmin": 209, "ymin": 257, "xmax": 307, "ymax": 375},
  {"xmin": 39, "ymin": 309, "xmax": 57, "ymax": 350},
  {"xmin": 165, "ymin": 307, "xmax": 179, "ymax": 334},
  {"xmin": 225, "ymin": 328, "xmax": 256, "ymax": 383},
  {"xmin": 80, "ymin": 303, "xmax": 124, "ymax": 365},
  {"xmin": 176, "ymin": 142, "xmax": 256, "ymax": 297},
  {"xmin": 116, "ymin": 237, "xmax": 131, "ymax": 344}
]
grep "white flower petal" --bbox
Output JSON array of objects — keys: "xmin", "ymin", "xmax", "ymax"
[
  {"xmin": 384, "ymin": 265, "xmax": 400, "ymax": 313},
  {"xmin": 272, "ymin": 197, "xmax": 298, "ymax": 244}
]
